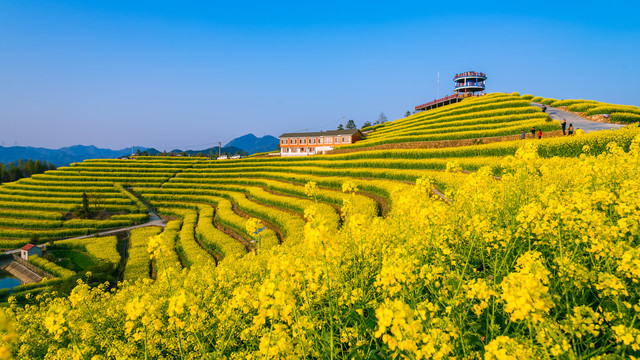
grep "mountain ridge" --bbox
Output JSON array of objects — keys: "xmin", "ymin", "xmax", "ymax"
[
  {"xmin": 224, "ymin": 134, "xmax": 279, "ymax": 154},
  {"xmin": 0, "ymin": 134, "xmax": 279, "ymax": 166}
]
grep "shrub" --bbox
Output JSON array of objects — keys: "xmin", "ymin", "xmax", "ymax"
[
  {"xmin": 609, "ymin": 112, "xmax": 640, "ymax": 124},
  {"xmin": 510, "ymin": 92, "xmax": 520, "ymax": 96},
  {"xmin": 550, "ymin": 99, "xmax": 598, "ymax": 107},
  {"xmin": 568, "ymin": 102, "xmax": 600, "ymax": 112},
  {"xmin": 28, "ymin": 255, "xmax": 76, "ymax": 278},
  {"xmin": 585, "ymin": 105, "xmax": 640, "ymax": 116},
  {"xmin": 540, "ymin": 98, "xmax": 556, "ymax": 105},
  {"xmin": 520, "ymin": 94, "xmax": 534, "ymax": 100},
  {"xmin": 531, "ymin": 96, "xmax": 543, "ymax": 102}
]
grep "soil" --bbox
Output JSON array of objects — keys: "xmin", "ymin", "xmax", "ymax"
[{"xmin": 327, "ymin": 130, "xmax": 565, "ymax": 155}]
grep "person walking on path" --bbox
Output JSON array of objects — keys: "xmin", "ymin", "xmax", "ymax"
[
  {"xmin": 521, "ymin": 130, "xmax": 526, "ymax": 140},
  {"xmin": 542, "ymin": 104, "xmax": 547, "ymax": 113},
  {"xmin": 568, "ymin": 123, "xmax": 574, "ymax": 136},
  {"xmin": 530, "ymin": 127, "xmax": 536, "ymax": 138},
  {"xmin": 561, "ymin": 119, "xmax": 567, "ymax": 135},
  {"xmin": 538, "ymin": 129, "xmax": 542, "ymax": 139}
]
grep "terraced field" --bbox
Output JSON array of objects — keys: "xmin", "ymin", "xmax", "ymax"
[
  {"xmin": 1, "ymin": 92, "xmax": 640, "ymax": 358},
  {"xmin": 540, "ymin": 97, "xmax": 640, "ymax": 124},
  {"xmin": 352, "ymin": 93, "xmax": 560, "ymax": 148}
]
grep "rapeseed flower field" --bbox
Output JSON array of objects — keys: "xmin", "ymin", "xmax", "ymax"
[
  {"xmin": 0, "ymin": 135, "xmax": 637, "ymax": 358},
  {"xmin": 0, "ymin": 92, "xmax": 639, "ymax": 358}
]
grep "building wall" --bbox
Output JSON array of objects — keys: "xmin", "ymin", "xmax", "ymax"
[
  {"xmin": 280, "ymin": 132, "xmax": 360, "ymax": 156},
  {"xmin": 21, "ymin": 247, "xmax": 41, "ymax": 260}
]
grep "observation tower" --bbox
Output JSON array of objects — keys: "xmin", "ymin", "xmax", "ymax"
[
  {"xmin": 454, "ymin": 71, "xmax": 487, "ymax": 95},
  {"xmin": 415, "ymin": 71, "xmax": 487, "ymax": 112}
]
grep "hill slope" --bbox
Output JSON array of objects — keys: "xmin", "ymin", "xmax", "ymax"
[
  {"xmin": 350, "ymin": 93, "xmax": 559, "ymax": 149},
  {"xmin": 225, "ymin": 133, "xmax": 279, "ymax": 154},
  {"xmin": 1, "ymin": 92, "xmax": 640, "ymax": 358},
  {"xmin": 0, "ymin": 145, "xmax": 156, "ymax": 167}
]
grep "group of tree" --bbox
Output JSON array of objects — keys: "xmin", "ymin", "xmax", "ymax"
[
  {"xmin": 146, "ymin": 149, "xmax": 247, "ymax": 158},
  {"xmin": 0, "ymin": 159, "xmax": 56, "ymax": 184},
  {"xmin": 337, "ymin": 112, "xmax": 389, "ymax": 130}
]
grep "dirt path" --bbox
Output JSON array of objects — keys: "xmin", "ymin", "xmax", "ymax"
[{"xmin": 532, "ymin": 103, "xmax": 625, "ymax": 133}]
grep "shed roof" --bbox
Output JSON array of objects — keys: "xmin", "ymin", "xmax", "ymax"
[
  {"xmin": 280, "ymin": 129, "xmax": 362, "ymax": 138},
  {"xmin": 21, "ymin": 244, "xmax": 36, "ymax": 251}
]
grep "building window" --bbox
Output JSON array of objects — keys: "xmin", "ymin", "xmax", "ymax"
[
  {"xmin": 301, "ymin": 138, "xmax": 307, "ymax": 145},
  {"xmin": 310, "ymin": 138, "xmax": 316, "ymax": 144},
  {"xmin": 318, "ymin": 138, "xmax": 323, "ymax": 144},
  {"xmin": 281, "ymin": 139, "xmax": 288, "ymax": 145},
  {"xmin": 335, "ymin": 137, "xmax": 341, "ymax": 144},
  {"xmin": 291, "ymin": 139, "xmax": 297, "ymax": 145},
  {"xmin": 342, "ymin": 136, "xmax": 350, "ymax": 143},
  {"xmin": 310, "ymin": 147, "xmax": 315, "ymax": 153},
  {"xmin": 325, "ymin": 137, "xmax": 332, "ymax": 144}
]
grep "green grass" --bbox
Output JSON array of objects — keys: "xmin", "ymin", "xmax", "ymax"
[{"xmin": 49, "ymin": 249, "xmax": 96, "ymax": 272}]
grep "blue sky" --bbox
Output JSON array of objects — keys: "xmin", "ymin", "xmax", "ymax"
[{"xmin": 1, "ymin": 0, "xmax": 639, "ymax": 150}]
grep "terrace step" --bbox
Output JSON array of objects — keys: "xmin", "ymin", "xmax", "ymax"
[{"xmin": 3, "ymin": 261, "xmax": 43, "ymax": 284}]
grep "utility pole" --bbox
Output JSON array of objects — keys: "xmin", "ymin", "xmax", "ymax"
[
  {"xmin": 344, "ymin": 116, "xmax": 346, "ymax": 128},
  {"xmin": 218, "ymin": 142, "xmax": 222, "ymax": 158}
]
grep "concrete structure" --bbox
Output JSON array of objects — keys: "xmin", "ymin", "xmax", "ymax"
[
  {"xmin": 415, "ymin": 94, "xmax": 465, "ymax": 112},
  {"xmin": 20, "ymin": 244, "xmax": 41, "ymax": 261},
  {"xmin": 415, "ymin": 71, "xmax": 487, "ymax": 112},
  {"xmin": 279, "ymin": 129, "xmax": 364, "ymax": 156},
  {"xmin": 454, "ymin": 71, "xmax": 486, "ymax": 95}
]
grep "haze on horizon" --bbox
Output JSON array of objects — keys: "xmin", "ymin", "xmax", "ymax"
[{"xmin": 1, "ymin": 0, "xmax": 639, "ymax": 151}]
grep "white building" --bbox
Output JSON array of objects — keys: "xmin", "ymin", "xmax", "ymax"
[
  {"xmin": 279, "ymin": 129, "xmax": 364, "ymax": 157},
  {"xmin": 20, "ymin": 244, "xmax": 41, "ymax": 260}
]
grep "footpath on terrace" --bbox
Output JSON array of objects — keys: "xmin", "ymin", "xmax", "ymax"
[{"xmin": 532, "ymin": 102, "xmax": 625, "ymax": 132}]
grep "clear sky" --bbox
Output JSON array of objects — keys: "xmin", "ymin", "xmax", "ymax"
[{"xmin": 1, "ymin": 0, "xmax": 639, "ymax": 150}]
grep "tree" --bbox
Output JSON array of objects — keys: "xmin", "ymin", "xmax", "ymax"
[
  {"xmin": 346, "ymin": 119, "xmax": 356, "ymax": 129},
  {"xmin": 405, "ymin": 111, "xmax": 411, "ymax": 117},
  {"xmin": 337, "ymin": 124, "xmax": 344, "ymax": 130},
  {"xmin": 82, "ymin": 192, "xmax": 90, "ymax": 215},
  {"xmin": 362, "ymin": 121, "xmax": 372, "ymax": 128},
  {"xmin": 378, "ymin": 112, "xmax": 388, "ymax": 123},
  {"xmin": 90, "ymin": 192, "xmax": 103, "ymax": 211}
]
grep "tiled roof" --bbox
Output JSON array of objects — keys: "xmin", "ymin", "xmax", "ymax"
[
  {"xmin": 21, "ymin": 244, "xmax": 36, "ymax": 251},
  {"xmin": 279, "ymin": 129, "xmax": 361, "ymax": 138}
]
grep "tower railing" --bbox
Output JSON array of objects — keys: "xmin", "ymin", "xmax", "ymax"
[{"xmin": 454, "ymin": 71, "xmax": 486, "ymax": 78}]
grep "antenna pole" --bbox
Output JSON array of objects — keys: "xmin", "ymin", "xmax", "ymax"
[{"xmin": 218, "ymin": 142, "xmax": 222, "ymax": 158}]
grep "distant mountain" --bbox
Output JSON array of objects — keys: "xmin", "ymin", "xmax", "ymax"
[
  {"xmin": 168, "ymin": 146, "xmax": 244, "ymax": 157},
  {"xmin": 0, "ymin": 133, "xmax": 278, "ymax": 167},
  {"xmin": 0, "ymin": 145, "xmax": 156, "ymax": 167},
  {"xmin": 225, "ymin": 134, "xmax": 279, "ymax": 154}
]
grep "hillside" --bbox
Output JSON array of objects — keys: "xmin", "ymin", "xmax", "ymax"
[
  {"xmin": 352, "ymin": 92, "xmax": 559, "ymax": 149},
  {"xmin": 168, "ymin": 145, "xmax": 245, "ymax": 157},
  {"xmin": 0, "ymin": 145, "xmax": 157, "ymax": 167},
  {"xmin": 0, "ymin": 134, "xmax": 279, "ymax": 167},
  {"xmin": 224, "ymin": 133, "xmax": 280, "ymax": 154},
  {"xmin": 1, "ymin": 92, "xmax": 640, "ymax": 358}
]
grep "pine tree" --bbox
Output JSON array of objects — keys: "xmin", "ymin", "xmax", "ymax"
[{"xmin": 82, "ymin": 192, "xmax": 90, "ymax": 215}]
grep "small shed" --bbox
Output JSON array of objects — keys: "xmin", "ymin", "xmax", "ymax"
[{"xmin": 20, "ymin": 244, "xmax": 41, "ymax": 261}]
